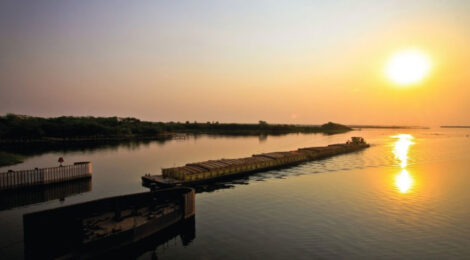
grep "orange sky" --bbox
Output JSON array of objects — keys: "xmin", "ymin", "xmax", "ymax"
[{"xmin": 1, "ymin": 1, "xmax": 469, "ymax": 126}]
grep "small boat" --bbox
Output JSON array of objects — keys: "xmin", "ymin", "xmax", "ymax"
[{"xmin": 23, "ymin": 187, "xmax": 195, "ymax": 259}]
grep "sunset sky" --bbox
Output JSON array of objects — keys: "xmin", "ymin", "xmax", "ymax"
[{"xmin": 1, "ymin": 0, "xmax": 469, "ymax": 126}]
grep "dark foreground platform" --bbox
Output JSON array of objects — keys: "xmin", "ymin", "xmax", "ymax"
[{"xmin": 23, "ymin": 187, "xmax": 195, "ymax": 259}]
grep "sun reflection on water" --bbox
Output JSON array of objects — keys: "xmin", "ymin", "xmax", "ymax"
[
  {"xmin": 395, "ymin": 169, "xmax": 414, "ymax": 193},
  {"xmin": 392, "ymin": 134, "xmax": 414, "ymax": 168},
  {"xmin": 392, "ymin": 134, "xmax": 415, "ymax": 193}
]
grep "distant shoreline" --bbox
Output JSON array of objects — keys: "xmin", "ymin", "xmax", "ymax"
[
  {"xmin": 0, "ymin": 129, "xmax": 350, "ymax": 144},
  {"xmin": 441, "ymin": 126, "xmax": 470, "ymax": 128},
  {"xmin": 0, "ymin": 114, "xmax": 351, "ymax": 144},
  {"xmin": 0, "ymin": 114, "xmax": 353, "ymax": 167},
  {"xmin": 348, "ymin": 125, "xmax": 428, "ymax": 129}
]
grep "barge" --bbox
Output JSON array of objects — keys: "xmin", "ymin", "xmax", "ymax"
[
  {"xmin": 23, "ymin": 187, "xmax": 195, "ymax": 259},
  {"xmin": 142, "ymin": 137, "xmax": 369, "ymax": 188}
]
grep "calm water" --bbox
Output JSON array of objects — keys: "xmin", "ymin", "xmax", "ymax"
[{"xmin": 1, "ymin": 128, "xmax": 470, "ymax": 259}]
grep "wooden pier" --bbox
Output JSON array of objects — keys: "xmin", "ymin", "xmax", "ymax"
[
  {"xmin": 0, "ymin": 162, "xmax": 92, "ymax": 191},
  {"xmin": 143, "ymin": 137, "xmax": 369, "ymax": 187}
]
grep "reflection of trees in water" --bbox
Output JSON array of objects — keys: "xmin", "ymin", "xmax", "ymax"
[
  {"xmin": 0, "ymin": 138, "xmax": 171, "ymax": 156},
  {"xmin": 0, "ymin": 132, "xmax": 342, "ymax": 158},
  {"xmin": 258, "ymin": 134, "xmax": 268, "ymax": 143}
]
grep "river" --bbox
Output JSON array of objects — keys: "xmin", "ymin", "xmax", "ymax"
[{"xmin": 1, "ymin": 128, "xmax": 470, "ymax": 259}]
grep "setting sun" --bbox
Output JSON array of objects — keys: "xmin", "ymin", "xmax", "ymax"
[{"xmin": 385, "ymin": 49, "xmax": 432, "ymax": 85}]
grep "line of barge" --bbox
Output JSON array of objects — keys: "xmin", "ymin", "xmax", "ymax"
[{"xmin": 142, "ymin": 137, "xmax": 369, "ymax": 188}]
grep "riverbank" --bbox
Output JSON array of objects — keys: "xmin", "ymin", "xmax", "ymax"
[
  {"xmin": 0, "ymin": 114, "xmax": 351, "ymax": 143},
  {"xmin": 349, "ymin": 125, "xmax": 428, "ymax": 129},
  {"xmin": 441, "ymin": 125, "xmax": 470, "ymax": 128},
  {"xmin": 0, "ymin": 151, "xmax": 24, "ymax": 167}
]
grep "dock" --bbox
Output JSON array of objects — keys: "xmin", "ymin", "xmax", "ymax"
[
  {"xmin": 23, "ymin": 187, "xmax": 195, "ymax": 259},
  {"xmin": 0, "ymin": 162, "xmax": 92, "ymax": 191},
  {"xmin": 142, "ymin": 137, "xmax": 369, "ymax": 187}
]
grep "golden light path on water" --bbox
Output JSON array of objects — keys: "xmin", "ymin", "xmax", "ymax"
[
  {"xmin": 392, "ymin": 134, "xmax": 415, "ymax": 193},
  {"xmin": 395, "ymin": 169, "xmax": 413, "ymax": 193}
]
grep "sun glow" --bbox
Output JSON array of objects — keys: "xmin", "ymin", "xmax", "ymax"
[{"xmin": 385, "ymin": 49, "xmax": 432, "ymax": 85}]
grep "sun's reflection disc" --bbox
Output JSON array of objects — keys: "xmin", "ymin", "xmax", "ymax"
[{"xmin": 395, "ymin": 169, "xmax": 414, "ymax": 193}]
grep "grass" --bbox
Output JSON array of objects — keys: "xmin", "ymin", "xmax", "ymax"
[{"xmin": 0, "ymin": 151, "xmax": 24, "ymax": 167}]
